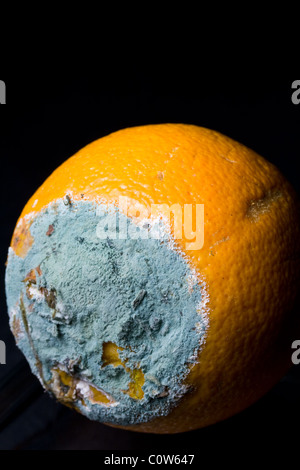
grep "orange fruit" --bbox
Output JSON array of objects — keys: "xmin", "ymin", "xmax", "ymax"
[{"xmin": 5, "ymin": 124, "xmax": 300, "ymax": 433}]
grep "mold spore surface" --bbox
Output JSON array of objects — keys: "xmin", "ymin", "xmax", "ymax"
[{"xmin": 5, "ymin": 200, "xmax": 207, "ymax": 425}]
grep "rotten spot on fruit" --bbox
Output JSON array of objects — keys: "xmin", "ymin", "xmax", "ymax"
[
  {"xmin": 11, "ymin": 218, "xmax": 34, "ymax": 258},
  {"xmin": 23, "ymin": 269, "xmax": 37, "ymax": 285},
  {"xmin": 102, "ymin": 341, "xmax": 123, "ymax": 368},
  {"xmin": 11, "ymin": 315, "xmax": 22, "ymax": 341},
  {"xmin": 102, "ymin": 341, "xmax": 145, "ymax": 400},
  {"xmin": 50, "ymin": 367, "xmax": 116, "ymax": 407},
  {"xmin": 46, "ymin": 224, "xmax": 54, "ymax": 236},
  {"xmin": 22, "ymin": 267, "xmax": 42, "ymax": 300},
  {"xmin": 246, "ymin": 188, "xmax": 282, "ymax": 221},
  {"xmin": 36, "ymin": 265, "xmax": 42, "ymax": 276},
  {"xmin": 24, "ymin": 280, "xmax": 71, "ymax": 324},
  {"xmin": 63, "ymin": 194, "xmax": 72, "ymax": 206},
  {"xmin": 40, "ymin": 287, "xmax": 57, "ymax": 310},
  {"xmin": 64, "ymin": 356, "xmax": 82, "ymax": 373}
]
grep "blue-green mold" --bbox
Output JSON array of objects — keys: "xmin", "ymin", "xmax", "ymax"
[{"xmin": 5, "ymin": 199, "xmax": 208, "ymax": 425}]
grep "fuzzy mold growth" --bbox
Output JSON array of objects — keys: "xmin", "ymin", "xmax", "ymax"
[{"xmin": 5, "ymin": 199, "xmax": 208, "ymax": 425}]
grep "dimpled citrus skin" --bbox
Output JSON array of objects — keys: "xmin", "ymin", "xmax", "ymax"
[{"xmin": 11, "ymin": 124, "xmax": 300, "ymax": 433}]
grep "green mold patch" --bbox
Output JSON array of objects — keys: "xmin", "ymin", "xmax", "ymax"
[{"xmin": 5, "ymin": 199, "xmax": 209, "ymax": 425}]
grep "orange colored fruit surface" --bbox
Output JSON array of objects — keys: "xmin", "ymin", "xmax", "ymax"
[{"xmin": 10, "ymin": 124, "xmax": 300, "ymax": 432}]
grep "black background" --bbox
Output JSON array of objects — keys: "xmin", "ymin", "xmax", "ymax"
[{"xmin": 0, "ymin": 57, "xmax": 300, "ymax": 456}]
